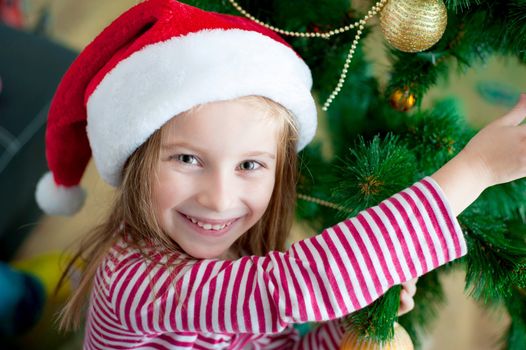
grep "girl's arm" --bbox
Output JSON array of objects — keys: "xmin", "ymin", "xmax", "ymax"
[
  {"xmin": 432, "ymin": 93, "xmax": 526, "ymax": 215},
  {"xmin": 104, "ymin": 94, "xmax": 526, "ymax": 336},
  {"xmin": 263, "ymin": 320, "xmax": 346, "ymax": 349},
  {"xmin": 255, "ymin": 280, "xmax": 417, "ymax": 350},
  {"xmin": 104, "ymin": 177, "xmax": 465, "ymax": 335},
  {"xmin": 292, "ymin": 320, "xmax": 346, "ymax": 349}
]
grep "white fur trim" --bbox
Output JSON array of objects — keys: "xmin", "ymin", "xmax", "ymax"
[
  {"xmin": 87, "ymin": 29, "xmax": 316, "ymax": 187},
  {"xmin": 35, "ymin": 172, "xmax": 86, "ymax": 216}
]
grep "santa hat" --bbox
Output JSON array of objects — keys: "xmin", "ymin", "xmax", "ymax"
[{"xmin": 35, "ymin": 0, "xmax": 317, "ymax": 216}]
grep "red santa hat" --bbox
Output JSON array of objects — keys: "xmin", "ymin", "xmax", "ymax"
[{"xmin": 35, "ymin": 0, "xmax": 317, "ymax": 216}]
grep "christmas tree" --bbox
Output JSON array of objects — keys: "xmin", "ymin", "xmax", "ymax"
[{"xmin": 188, "ymin": 0, "xmax": 525, "ymax": 348}]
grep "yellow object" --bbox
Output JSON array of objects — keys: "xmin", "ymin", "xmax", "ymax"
[
  {"xmin": 10, "ymin": 252, "xmax": 82, "ymax": 349},
  {"xmin": 379, "ymin": 0, "xmax": 447, "ymax": 53},
  {"xmin": 12, "ymin": 251, "xmax": 78, "ymax": 301},
  {"xmin": 340, "ymin": 322, "xmax": 414, "ymax": 350},
  {"xmin": 390, "ymin": 88, "xmax": 416, "ymax": 111}
]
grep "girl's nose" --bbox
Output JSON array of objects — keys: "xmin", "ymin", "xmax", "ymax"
[{"xmin": 196, "ymin": 170, "xmax": 237, "ymax": 213}]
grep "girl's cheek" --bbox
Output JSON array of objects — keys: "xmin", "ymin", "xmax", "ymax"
[
  {"xmin": 244, "ymin": 176, "xmax": 275, "ymax": 208},
  {"xmin": 154, "ymin": 168, "xmax": 193, "ymax": 206}
]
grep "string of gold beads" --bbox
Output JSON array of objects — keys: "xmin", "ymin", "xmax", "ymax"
[
  {"xmin": 297, "ymin": 193, "xmax": 353, "ymax": 213},
  {"xmin": 322, "ymin": 0, "xmax": 388, "ymax": 110},
  {"xmin": 227, "ymin": 0, "xmax": 388, "ymax": 110}
]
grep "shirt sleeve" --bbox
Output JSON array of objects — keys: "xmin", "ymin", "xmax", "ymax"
[
  {"xmin": 293, "ymin": 320, "xmax": 345, "ymax": 350},
  {"xmin": 105, "ymin": 177, "xmax": 467, "ymax": 335},
  {"xmin": 247, "ymin": 321, "xmax": 345, "ymax": 350}
]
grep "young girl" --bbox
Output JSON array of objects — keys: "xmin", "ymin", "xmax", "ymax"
[{"xmin": 35, "ymin": 0, "xmax": 526, "ymax": 348}]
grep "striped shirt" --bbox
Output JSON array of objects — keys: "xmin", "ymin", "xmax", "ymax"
[{"xmin": 84, "ymin": 177, "xmax": 467, "ymax": 349}]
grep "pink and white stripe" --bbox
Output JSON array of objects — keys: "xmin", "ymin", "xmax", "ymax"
[{"xmin": 84, "ymin": 177, "xmax": 467, "ymax": 349}]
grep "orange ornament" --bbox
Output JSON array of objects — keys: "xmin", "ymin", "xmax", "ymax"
[
  {"xmin": 340, "ymin": 322, "xmax": 414, "ymax": 350},
  {"xmin": 389, "ymin": 88, "xmax": 416, "ymax": 112}
]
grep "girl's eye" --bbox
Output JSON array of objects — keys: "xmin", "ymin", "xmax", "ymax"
[
  {"xmin": 175, "ymin": 154, "xmax": 199, "ymax": 165},
  {"xmin": 239, "ymin": 161, "xmax": 261, "ymax": 171}
]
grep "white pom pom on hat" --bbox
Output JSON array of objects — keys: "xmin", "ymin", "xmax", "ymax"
[
  {"xmin": 35, "ymin": 172, "xmax": 86, "ymax": 216},
  {"xmin": 36, "ymin": 0, "xmax": 317, "ymax": 216}
]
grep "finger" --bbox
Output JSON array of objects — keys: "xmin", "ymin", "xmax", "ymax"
[
  {"xmin": 401, "ymin": 278, "xmax": 418, "ymax": 297},
  {"xmin": 495, "ymin": 93, "xmax": 526, "ymax": 127},
  {"xmin": 406, "ymin": 277, "xmax": 418, "ymax": 285},
  {"xmin": 404, "ymin": 282, "xmax": 417, "ymax": 297},
  {"xmin": 403, "ymin": 277, "xmax": 418, "ymax": 284},
  {"xmin": 397, "ymin": 290, "xmax": 415, "ymax": 316}
]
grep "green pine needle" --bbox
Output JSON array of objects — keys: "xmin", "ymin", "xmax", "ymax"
[
  {"xmin": 399, "ymin": 99, "xmax": 474, "ymax": 174},
  {"xmin": 330, "ymin": 134, "xmax": 417, "ymax": 218},
  {"xmin": 504, "ymin": 288, "xmax": 526, "ymax": 350},
  {"xmin": 476, "ymin": 180, "xmax": 526, "ymax": 220},
  {"xmin": 343, "ymin": 286, "xmax": 401, "ymax": 342},
  {"xmin": 461, "ymin": 211, "xmax": 526, "ymax": 302}
]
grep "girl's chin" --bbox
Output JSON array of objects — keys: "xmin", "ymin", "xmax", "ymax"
[{"xmin": 185, "ymin": 248, "xmax": 226, "ymax": 260}]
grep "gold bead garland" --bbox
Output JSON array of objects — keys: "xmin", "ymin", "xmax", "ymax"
[
  {"xmin": 228, "ymin": 0, "xmax": 381, "ymax": 39},
  {"xmin": 322, "ymin": 0, "xmax": 388, "ymax": 111},
  {"xmin": 227, "ymin": 0, "xmax": 388, "ymax": 110},
  {"xmin": 297, "ymin": 193, "xmax": 352, "ymax": 213}
]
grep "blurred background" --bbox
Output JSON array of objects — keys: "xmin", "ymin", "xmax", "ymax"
[{"xmin": 1, "ymin": 0, "xmax": 525, "ymax": 349}]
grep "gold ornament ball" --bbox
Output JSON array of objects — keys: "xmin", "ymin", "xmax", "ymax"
[
  {"xmin": 380, "ymin": 0, "xmax": 448, "ymax": 53},
  {"xmin": 340, "ymin": 322, "xmax": 414, "ymax": 350},
  {"xmin": 389, "ymin": 88, "xmax": 416, "ymax": 111}
]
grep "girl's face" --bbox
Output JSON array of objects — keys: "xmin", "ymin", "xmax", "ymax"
[{"xmin": 153, "ymin": 99, "xmax": 280, "ymax": 259}]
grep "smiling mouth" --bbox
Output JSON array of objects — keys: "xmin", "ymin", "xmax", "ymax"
[{"xmin": 183, "ymin": 214, "xmax": 235, "ymax": 231}]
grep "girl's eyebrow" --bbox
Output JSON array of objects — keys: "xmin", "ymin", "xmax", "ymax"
[
  {"xmin": 161, "ymin": 142, "xmax": 197, "ymax": 151},
  {"xmin": 161, "ymin": 142, "xmax": 275, "ymax": 159},
  {"xmin": 243, "ymin": 151, "xmax": 275, "ymax": 159}
]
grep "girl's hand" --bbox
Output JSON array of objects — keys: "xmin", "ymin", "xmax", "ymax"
[
  {"xmin": 432, "ymin": 93, "xmax": 526, "ymax": 216},
  {"xmin": 461, "ymin": 93, "xmax": 526, "ymax": 188},
  {"xmin": 398, "ymin": 278, "xmax": 417, "ymax": 317}
]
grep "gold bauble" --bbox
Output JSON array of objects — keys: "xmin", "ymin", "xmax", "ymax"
[
  {"xmin": 379, "ymin": 0, "xmax": 447, "ymax": 53},
  {"xmin": 340, "ymin": 322, "xmax": 414, "ymax": 350},
  {"xmin": 389, "ymin": 87, "xmax": 416, "ymax": 111}
]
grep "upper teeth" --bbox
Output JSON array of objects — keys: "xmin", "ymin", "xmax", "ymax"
[{"xmin": 186, "ymin": 215, "xmax": 233, "ymax": 231}]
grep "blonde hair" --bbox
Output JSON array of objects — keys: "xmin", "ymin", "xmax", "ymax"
[{"xmin": 56, "ymin": 96, "xmax": 299, "ymax": 330}]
